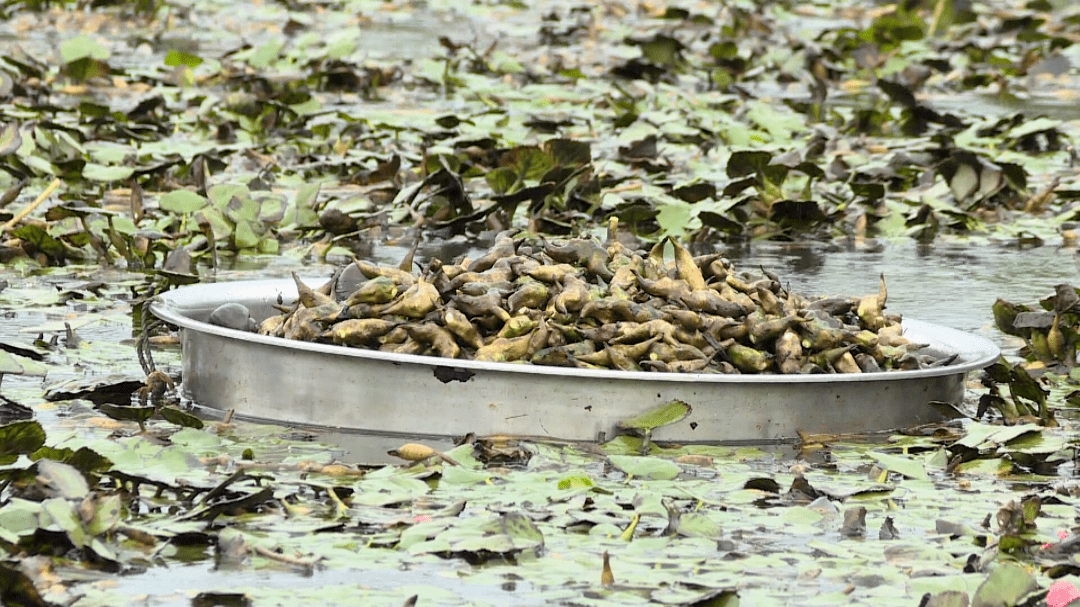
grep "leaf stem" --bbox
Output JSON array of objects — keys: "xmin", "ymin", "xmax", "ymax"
[{"xmin": 0, "ymin": 177, "xmax": 63, "ymax": 233}]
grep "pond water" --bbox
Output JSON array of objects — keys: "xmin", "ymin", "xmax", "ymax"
[
  {"xmin": 4, "ymin": 234, "xmax": 1074, "ymax": 449},
  {"xmin": 96, "ymin": 559, "xmax": 535, "ymax": 607},
  {"xmin": 9, "ymin": 235, "xmax": 1072, "ymax": 605}
]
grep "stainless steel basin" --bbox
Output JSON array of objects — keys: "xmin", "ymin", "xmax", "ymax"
[{"xmin": 149, "ymin": 279, "xmax": 1000, "ymax": 443}]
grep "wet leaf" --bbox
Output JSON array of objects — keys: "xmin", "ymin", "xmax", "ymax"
[
  {"xmin": 0, "ymin": 122, "xmax": 21, "ymax": 156},
  {"xmin": 557, "ymin": 475, "xmax": 593, "ymax": 490},
  {"xmin": 41, "ymin": 497, "xmax": 86, "ymax": 548},
  {"xmin": 159, "ymin": 407, "xmax": 205, "ymax": 429},
  {"xmin": 60, "ymin": 35, "xmax": 109, "ymax": 63},
  {"xmin": 955, "ymin": 423, "xmax": 1042, "ymax": 451},
  {"xmin": 97, "ymin": 404, "xmax": 155, "ymax": 427},
  {"xmin": 675, "ymin": 512, "xmax": 723, "ymax": 540},
  {"xmin": 971, "ymin": 562, "xmax": 1038, "ymax": 607},
  {"xmin": 12, "ymin": 225, "xmax": 65, "ymax": 260},
  {"xmin": 34, "ymin": 460, "xmax": 89, "ymax": 500},
  {"xmin": 866, "ymin": 451, "xmax": 929, "ymax": 481},
  {"xmin": 82, "ymin": 163, "xmax": 134, "ymax": 182},
  {"xmin": 618, "ymin": 400, "xmax": 692, "ymax": 433},
  {"xmin": 164, "ymin": 49, "xmax": 203, "ymax": 69},
  {"xmin": 159, "ymin": 190, "xmax": 208, "ymax": 214},
  {"xmin": 608, "ymin": 455, "xmax": 680, "ymax": 480},
  {"xmin": 0, "ymin": 420, "xmax": 46, "ymax": 463}
]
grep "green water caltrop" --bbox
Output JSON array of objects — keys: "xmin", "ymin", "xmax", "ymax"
[
  {"xmin": 993, "ymin": 283, "xmax": 1080, "ymax": 367},
  {"xmin": 253, "ymin": 225, "xmax": 953, "ymax": 374}
]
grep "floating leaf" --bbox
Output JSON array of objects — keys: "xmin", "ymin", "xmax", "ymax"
[
  {"xmin": 34, "ymin": 460, "xmax": 90, "ymax": 500},
  {"xmin": 97, "ymin": 404, "xmax": 155, "ymax": 428},
  {"xmin": 867, "ymin": 451, "xmax": 929, "ymax": 481},
  {"xmin": 82, "ymin": 163, "xmax": 134, "ymax": 182},
  {"xmin": 0, "ymin": 122, "xmax": 21, "ymax": 156},
  {"xmin": 971, "ymin": 562, "xmax": 1037, "ymax": 607},
  {"xmin": 12, "ymin": 224, "xmax": 65, "ymax": 259},
  {"xmin": 557, "ymin": 475, "xmax": 593, "ymax": 490},
  {"xmin": 0, "ymin": 420, "xmax": 46, "ymax": 463},
  {"xmin": 41, "ymin": 497, "xmax": 87, "ymax": 548},
  {"xmin": 608, "ymin": 455, "xmax": 680, "ymax": 480},
  {"xmin": 164, "ymin": 49, "xmax": 203, "ymax": 68},
  {"xmin": 158, "ymin": 190, "xmax": 209, "ymax": 214},
  {"xmin": 159, "ymin": 407, "xmax": 205, "ymax": 429},
  {"xmin": 60, "ymin": 35, "xmax": 110, "ymax": 63},
  {"xmin": 949, "ymin": 162, "xmax": 979, "ymax": 201}
]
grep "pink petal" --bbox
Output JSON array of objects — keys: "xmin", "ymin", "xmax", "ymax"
[
  {"xmin": 412, "ymin": 515, "xmax": 432, "ymax": 523},
  {"xmin": 1047, "ymin": 580, "xmax": 1080, "ymax": 607},
  {"xmin": 1043, "ymin": 530, "xmax": 1070, "ymax": 550}
]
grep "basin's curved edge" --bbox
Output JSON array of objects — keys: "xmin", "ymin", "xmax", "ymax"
[{"xmin": 150, "ymin": 279, "xmax": 1001, "ymax": 442}]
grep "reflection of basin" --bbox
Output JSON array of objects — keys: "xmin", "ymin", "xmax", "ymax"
[{"xmin": 150, "ymin": 279, "xmax": 1000, "ymax": 444}]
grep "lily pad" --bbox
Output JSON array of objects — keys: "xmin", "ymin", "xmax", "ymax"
[{"xmin": 608, "ymin": 455, "xmax": 680, "ymax": 480}]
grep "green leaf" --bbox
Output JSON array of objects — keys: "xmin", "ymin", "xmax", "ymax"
[
  {"xmin": 500, "ymin": 146, "xmax": 554, "ymax": 182},
  {"xmin": 233, "ymin": 219, "xmax": 260, "ymax": 250},
  {"xmin": 60, "ymin": 35, "xmax": 110, "ymax": 63},
  {"xmin": 248, "ymin": 39, "xmax": 285, "ymax": 69},
  {"xmin": 12, "ymin": 224, "xmax": 65, "ymax": 258},
  {"xmin": 41, "ymin": 497, "xmax": 87, "ymax": 548},
  {"xmin": 34, "ymin": 460, "xmax": 89, "ymax": 500},
  {"xmin": 225, "ymin": 194, "xmax": 261, "ymax": 224},
  {"xmin": 608, "ymin": 455, "xmax": 680, "ymax": 480},
  {"xmin": 0, "ymin": 421, "xmax": 47, "ymax": 463},
  {"xmin": 676, "ymin": 512, "xmax": 724, "ymax": 539},
  {"xmin": 83, "ymin": 163, "xmax": 134, "ymax": 182},
  {"xmin": 440, "ymin": 465, "xmax": 490, "ymax": 485},
  {"xmin": 85, "ymin": 493, "xmax": 122, "ymax": 536},
  {"xmin": 159, "ymin": 407, "xmax": 205, "ymax": 429},
  {"xmin": 867, "ymin": 451, "xmax": 929, "ymax": 481},
  {"xmin": 159, "ymin": 190, "xmax": 208, "ymax": 214},
  {"xmin": 618, "ymin": 399, "xmax": 692, "ymax": 432},
  {"xmin": 0, "ymin": 350, "xmax": 24, "ymax": 374},
  {"xmin": 971, "ymin": 563, "xmax": 1037, "ymax": 607},
  {"xmin": 502, "ymin": 512, "xmax": 544, "ymax": 550},
  {"xmin": 557, "ymin": 475, "xmax": 593, "ymax": 489},
  {"xmin": 164, "ymin": 49, "xmax": 203, "ymax": 68},
  {"xmin": 110, "ymin": 215, "xmax": 137, "ymax": 235},
  {"xmin": 949, "ymin": 162, "xmax": 979, "ymax": 201},
  {"xmin": 0, "ymin": 122, "xmax": 22, "ymax": 156},
  {"xmin": 727, "ymin": 150, "xmax": 773, "ymax": 178},
  {"xmin": 257, "ymin": 237, "xmax": 279, "ymax": 255},
  {"xmin": 485, "ymin": 166, "xmax": 517, "ymax": 195},
  {"xmin": 542, "ymin": 138, "xmax": 591, "ymax": 167},
  {"xmin": 283, "ymin": 182, "xmax": 320, "ymax": 227},
  {"xmin": 955, "ymin": 423, "xmax": 1041, "ymax": 451},
  {"xmin": 54, "ymin": 446, "xmax": 112, "ymax": 476},
  {"xmin": 97, "ymin": 404, "xmax": 155, "ymax": 426},
  {"xmin": 0, "ymin": 499, "xmax": 42, "ymax": 540},
  {"xmin": 656, "ymin": 200, "xmax": 699, "ymax": 239},
  {"xmin": 208, "ymin": 183, "xmax": 251, "ymax": 211}
]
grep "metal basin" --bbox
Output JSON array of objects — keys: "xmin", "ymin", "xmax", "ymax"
[{"xmin": 149, "ymin": 279, "xmax": 1000, "ymax": 443}]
